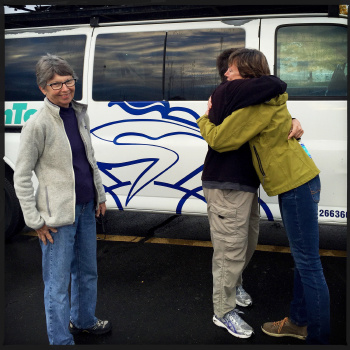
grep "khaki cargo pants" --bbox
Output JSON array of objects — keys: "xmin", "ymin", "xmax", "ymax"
[{"xmin": 203, "ymin": 188, "xmax": 259, "ymax": 318}]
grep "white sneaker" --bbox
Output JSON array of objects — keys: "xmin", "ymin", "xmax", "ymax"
[
  {"xmin": 236, "ymin": 285, "xmax": 252, "ymax": 307},
  {"xmin": 213, "ymin": 309, "xmax": 254, "ymax": 338}
]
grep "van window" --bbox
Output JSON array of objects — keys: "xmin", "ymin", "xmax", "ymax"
[
  {"xmin": 165, "ymin": 29, "xmax": 245, "ymax": 101},
  {"xmin": 93, "ymin": 32, "xmax": 165, "ymax": 101},
  {"xmin": 93, "ymin": 28, "xmax": 245, "ymax": 101},
  {"xmin": 276, "ymin": 25, "xmax": 347, "ymax": 98},
  {"xmin": 5, "ymin": 36, "xmax": 86, "ymax": 101}
]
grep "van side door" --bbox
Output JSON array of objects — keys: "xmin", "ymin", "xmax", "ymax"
[
  {"xmin": 260, "ymin": 16, "xmax": 347, "ymax": 225},
  {"xmin": 87, "ymin": 19, "xmax": 261, "ymax": 215}
]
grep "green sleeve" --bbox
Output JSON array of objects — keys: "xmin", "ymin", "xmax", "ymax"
[{"xmin": 197, "ymin": 104, "xmax": 271, "ymax": 152}]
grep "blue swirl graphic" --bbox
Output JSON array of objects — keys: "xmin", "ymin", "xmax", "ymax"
[
  {"xmin": 91, "ymin": 101, "xmax": 274, "ymax": 220},
  {"xmin": 91, "ymin": 101, "xmax": 205, "ymax": 212}
]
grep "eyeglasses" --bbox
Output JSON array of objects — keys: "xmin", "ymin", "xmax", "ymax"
[{"xmin": 47, "ymin": 78, "xmax": 77, "ymax": 90}]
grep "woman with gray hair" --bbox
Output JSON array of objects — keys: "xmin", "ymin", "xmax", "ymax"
[{"xmin": 14, "ymin": 54, "xmax": 111, "ymax": 345}]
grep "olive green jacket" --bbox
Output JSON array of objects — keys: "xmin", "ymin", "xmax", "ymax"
[{"xmin": 197, "ymin": 93, "xmax": 320, "ymax": 196}]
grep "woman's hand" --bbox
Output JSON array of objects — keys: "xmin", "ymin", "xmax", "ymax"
[
  {"xmin": 96, "ymin": 202, "xmax": 107, "ymax": 217},
  {"xmin": 288, "ymin": 118, "xmax": 304, "ymax": 140},
  {"xmin": 36, "ymin": 224, "xmax": 57, "ymax": 245},
  {"xmin": 205, "ymin": 96, "xmax": 212, "ymax": 115}
]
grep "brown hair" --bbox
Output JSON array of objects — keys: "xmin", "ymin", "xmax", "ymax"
[
  {"xmin": 216, "ymin": 48, "xmax": 240, "ymax": 82},
  {"xmin": 228, "ymin": 48, "xmax": 270, "ymax": 78}
]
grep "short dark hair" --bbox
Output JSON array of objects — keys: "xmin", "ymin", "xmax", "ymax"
[
  {"xmin": 216, "ymin": 48, "xmax": 240, "ymax": 82},
  {"xmin": 228, "ymin": 48, "xmax": 270, "ymax": 78}
]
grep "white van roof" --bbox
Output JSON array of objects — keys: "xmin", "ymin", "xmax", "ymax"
[{"xmin": 5, "ymin": 4, "xmax": 345, "ymax": 30}]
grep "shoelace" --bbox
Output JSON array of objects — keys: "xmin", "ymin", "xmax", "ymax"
[
  {"xmin": 237, "ymin": 285, "xmax": 244, "ymax": 292},
  {"xmin": 233, "ymin": 308, "xmax": 244, "ymax": 315},
  {"xmin": 92, "ymin": 320, "xmax": 104, "ymax": 330},
  {"xmin": 228, "ymin": 309, "xmax": 252, "ymax": 333},
  {"xmin": 273, "ymin": 317, "xmax": 288, "ymax": 334}
]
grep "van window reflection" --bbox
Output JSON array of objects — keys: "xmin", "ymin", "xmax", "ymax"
[{"xmin": 5, "ymin": 36, "xmax": 86, "ymax": 101}]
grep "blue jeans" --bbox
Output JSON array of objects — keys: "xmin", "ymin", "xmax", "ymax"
[
  {"xmin": 40, "ymin": 200, "xmax": 98, "ymax": 345},
  {"xmin": 278, "ymin": 175, "xmax": 330, "ymax": 344}
]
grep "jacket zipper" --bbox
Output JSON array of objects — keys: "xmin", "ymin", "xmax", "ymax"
[
  {"xmin": 78, "ymin": 118, "xmax": 99, "ymax": 208},
  {"xmin": 253, "ymin": 146, "xmax": 266, "ymax": 185},
  {"xmin": 59, "ymin": 118, "xmax": 76, "ymax": 223}
]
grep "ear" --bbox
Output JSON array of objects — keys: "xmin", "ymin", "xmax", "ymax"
[{"xmin": 39, "ymin": 85, "xmax": 47, "ymax": 95}]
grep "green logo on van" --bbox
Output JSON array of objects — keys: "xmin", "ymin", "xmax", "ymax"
[{"xmin": 5, "ymin": 103, "xmax": 37, "ymax": 125}]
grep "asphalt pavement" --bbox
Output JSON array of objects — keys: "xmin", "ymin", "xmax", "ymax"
[{"xmin": 3, "ymin": 211, "xmax": 348, "ymax": 347}]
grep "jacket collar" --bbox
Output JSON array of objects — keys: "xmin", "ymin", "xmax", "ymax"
[{"xmin": 44, "ymin": 97, "xmax": 88, "ymax": 119}]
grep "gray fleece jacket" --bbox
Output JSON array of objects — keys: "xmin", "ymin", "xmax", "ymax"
[{"xmin": 14, "ymin": 98, "xmax": 106, "ymax": 230}]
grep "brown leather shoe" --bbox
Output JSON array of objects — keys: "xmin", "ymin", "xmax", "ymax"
[{"xmin": 261, "ymin": 317, "xmax": 307, "ymax": 340}]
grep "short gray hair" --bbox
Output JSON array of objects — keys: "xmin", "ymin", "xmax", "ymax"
[{"xmin": 36, "ymin": 53, "xmax": 77, "ymax": 88}]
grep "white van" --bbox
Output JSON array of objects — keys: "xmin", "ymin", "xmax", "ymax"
[{"xmin": 4, "ymin": 6, "xmax": 348, "ymax": 239}]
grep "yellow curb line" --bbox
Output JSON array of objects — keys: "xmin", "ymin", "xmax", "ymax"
[
  {"xmin": 145, "ymin": 237, "xmax": 213, "ymax": 247},
  {"xmin": 21, "ymin": 231, "xmax": 346, "ymax": 257},
  {"xmin": 96, "ymin": 234, "xmax": 143, "ymax": 243}
]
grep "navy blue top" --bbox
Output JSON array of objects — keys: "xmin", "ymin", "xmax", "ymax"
[{"xmin": 59, "ymin": 105, "xmax": 95, "ymax": 204}]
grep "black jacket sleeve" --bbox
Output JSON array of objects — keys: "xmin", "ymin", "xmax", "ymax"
[{"xmin": 223, "ymin": 75, "xmax": 287, "ymax": 116}]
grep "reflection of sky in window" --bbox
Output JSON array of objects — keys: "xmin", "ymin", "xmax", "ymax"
[
  {"xmin": 278, "ymin": 26, "xmax": 347, "ymax": 69},
  {"xmin": 277, "ymin": 25, "xmax": 347, "ymax": 96},
  {"xmin": 93, "ymin": 32, "xmax": 165, "ymax": 101},
  {"xmin": 165, "ymin": 29, "xmax": 245, "ymax": 100},
  {"xmin": 93, "ymin": 28, "xmax": 245, "ymax": 101},
  {"xmin": 5, "ymin": 36, "xmax": 86, "ymax": 101},
  {"xmin": 94, "ymin": 32, "xmax": 164, "ymax": 74}
]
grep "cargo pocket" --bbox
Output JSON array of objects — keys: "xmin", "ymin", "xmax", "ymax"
[
  {"xmin": 208, "ymin": 202, "xmax": 237, "ymax": 236},
  {"xmin": 208, "ymin": 203, "xmax": 247, "ymax": 262}
]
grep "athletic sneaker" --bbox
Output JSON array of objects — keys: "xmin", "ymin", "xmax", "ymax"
[
  {"xmin": 236, "ymin": 285, "xmax": 252, "ymax": 307},
  {"xmin": 69, "ymin": 319, "xmax": 112, "ymax": 335},
  {"xmin": 261, "ymin": 317, "xmax": 307, "ymax": 340},
  {"xmin": 213, "ymin": 309, "xmax": 254, "ymax": 338}
]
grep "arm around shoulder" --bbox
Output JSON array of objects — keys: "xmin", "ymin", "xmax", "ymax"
[{"xmin": 197, "ymin": 104, "xmax": 269, "ymax": 152}]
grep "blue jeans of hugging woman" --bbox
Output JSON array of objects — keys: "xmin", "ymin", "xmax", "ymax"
[
  {"xmin": 278, "ymin": 175, "xmax": 330, "ymax": 344},
  {"xmin": 40, "ymin": 200, "xmax": 98, "ymax": 345}
]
